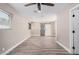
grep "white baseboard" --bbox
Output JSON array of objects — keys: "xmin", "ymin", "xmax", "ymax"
[
  {"xmin": 1, "ymin": 36, "xmax": 31, "ymax": 55},
  {"xmin": 56, "ymin": 41, "xmax": 72, "ymax": 54}
]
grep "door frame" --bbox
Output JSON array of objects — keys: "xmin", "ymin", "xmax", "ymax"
[
  {"xmin": 69, "ymin": 4, "xmax": 79, "ymax": 54},
  {"xmin": 40, "ymin": 21, "xmax": 57, "ymax": 37}
]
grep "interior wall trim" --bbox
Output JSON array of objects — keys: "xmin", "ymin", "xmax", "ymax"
[
  {"xmin": 56, "ymin": 41, "xmax": 72, "ymax": 54},
  {"xmin": 1, "ymin": 36, "xmax": 31, "ymax": 55}
]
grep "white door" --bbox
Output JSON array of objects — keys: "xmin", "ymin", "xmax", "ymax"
[
  {"xmin": 72, "ymin": 10, "xmax": 79, "ymax": 54},
  {"xmin": 45, "ymin": 24, "xmax": 52, "ymax": 36}
]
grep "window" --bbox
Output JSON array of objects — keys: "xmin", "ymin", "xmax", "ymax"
[{"xmin": 0, "ymin": 9, "xmax": 11, "ymax": 29}]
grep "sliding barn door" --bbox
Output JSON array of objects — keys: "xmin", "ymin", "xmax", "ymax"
[{"xmin": 72, "ymin": 10, "xmax": 79, "ymax": 54}]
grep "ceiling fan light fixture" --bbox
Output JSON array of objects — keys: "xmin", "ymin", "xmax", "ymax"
[
  {"xmin": 25, "ymin": 3, "xmax": 55, "ymax": 13},
  {"xmin": 37, "ymin": 10, "xmax": 41, "ymax": 13},
  {"xmin": 34, "ymin": 10, "xmax": 41, "ymax": 13}
]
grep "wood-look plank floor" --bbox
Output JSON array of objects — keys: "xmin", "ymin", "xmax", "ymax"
[{"xmin": 7, "ymin": 36, "xmax": 69, "ymax": 55}]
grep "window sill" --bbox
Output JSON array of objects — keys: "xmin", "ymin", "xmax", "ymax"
[{"xmin": 0, "ymin": 25, "xmax": 10, "ymax": 29}]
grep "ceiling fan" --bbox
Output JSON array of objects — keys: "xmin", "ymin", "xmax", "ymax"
[{"xmin": 24, "ymin": 3, "xmax": 55, "ymax": 12}]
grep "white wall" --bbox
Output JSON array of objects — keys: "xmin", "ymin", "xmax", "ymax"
[
  {"xmin": 57, "ymin": 8, "xmax": 71, "ymax": 52},
  {"xmin": 45, "ymin": 23, "xmax": 55, "ymax": 36},
  {"xmin": 0, "ymin": 3, "xmax": 31, "ymax": 54},
  {"xmin": 45, "ymin": 24, "xmax": 52, "ymax": 36},
  {"xmin": 51, "ymin": 22, "xmax": 56, "ymax": 37},
  {"xmin": 31, "ymin": 22, "xmax": 40, "ymax": 36}
]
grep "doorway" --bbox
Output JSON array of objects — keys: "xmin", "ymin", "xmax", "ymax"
[
  {"xmin": 40, "ymin": 23, "xmax": 45, "ymax": 36},
  {"xmin": 40, "ymin": 23, "xmax": 52, "ymax": 36},
  {"xmin": 31, "ymin": 22, "xmax": 55, "ymax": 37}
]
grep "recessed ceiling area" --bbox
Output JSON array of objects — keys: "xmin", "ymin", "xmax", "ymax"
[{"xmin": 9, "ymin": 3, "xmax": 77, "ymax": 22}]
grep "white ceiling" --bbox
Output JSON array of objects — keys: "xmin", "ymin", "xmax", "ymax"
[{"xmin": 9, "ymin": 3, "xmax": 77, "ymax": 22}]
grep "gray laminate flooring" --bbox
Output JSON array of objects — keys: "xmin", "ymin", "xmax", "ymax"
[{"xmin": 7, "ymin": 36, "xmax": 69, "ymax": 55}]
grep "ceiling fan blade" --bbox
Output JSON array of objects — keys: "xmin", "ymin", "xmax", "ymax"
[
  {"xmin": 42, "ymin": 3, "xmax": 54, "ymax": 6},
  {"xmin": 37, "ymin": 3, "xmax": 41, "ymax": 11},
  {"xmin": 24, "ymin": 3, "xmax": 36, "ymax": 6}
]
